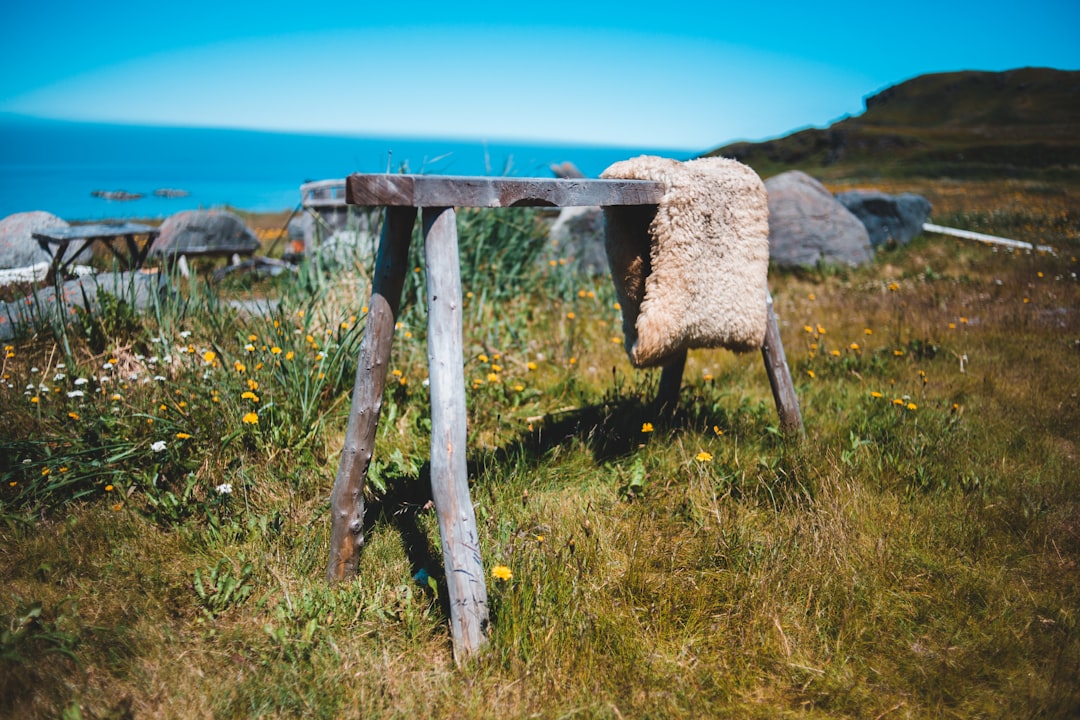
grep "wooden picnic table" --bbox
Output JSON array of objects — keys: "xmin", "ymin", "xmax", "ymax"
[
  {"xmin": 327, "ymin": 173, "xmax": 802, "ymax": 663},
  {"xmin": 33, "ymin": 222, "xmax": 159, "ymax": 281}
]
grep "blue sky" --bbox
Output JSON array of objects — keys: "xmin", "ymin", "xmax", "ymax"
[{"xmin": 2, "ymin": 0, "xmax": 1077, "ymax": 150}]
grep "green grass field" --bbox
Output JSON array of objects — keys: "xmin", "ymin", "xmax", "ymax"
[{"xmin": 2, "ymin": 179, "xmax": 1078, "ymax": 718}]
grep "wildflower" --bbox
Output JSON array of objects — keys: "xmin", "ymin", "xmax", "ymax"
[
  {"xmin": 696, "ymin": 451, "xmax": 713, "ymax": 462},
  {"xmin": 536, "ymin": 534, "xmax": 545, "ymax": 543},
  {"xmin": 248, "ymin": 334, "xmax": 258, "ymax": 342},
  {"xmin": 887, "ymin": 282, "xmax": 899, "ymax": 291},
  {"xmin": 41, "ymin": 467, "xmax": 50, "ymax": 476},
  {"xmin": 179, "ymin": 330, "xmax": 192, "ymax": 339},
  {"xmin": 806, "ymin": 370, "xmax": 815, "ymax": 378},
  {"xmin": 703, "ymin": 373, "xmax": 713, "ymax": 381},
  {"xmin": 808, "ymin": 293, "xmax": 816, "ymax": 301},
  {"xmin": 491, "ymin": 565, "xmax": 513, "ymax": 581},
  {"xmin": 30, "ymin": 395, "xmax": 41, "ymax": 403},
  {"xmin": 864, "ymin": 328, "xmax": 873, "ymax": 335},
  {"xmin": 154, "ymin": 375, "xmax": 166, "ymax": 381},
  {"xmin": 960, "ymin": 317, "xmax": 968, "ymax": 324},
  {"xmin": 203, "ymin": 350, "xmax": 217, "ymax": 363},
  {"xmin": 613, "ymin": 302, "xmax": 621, "ymax": 311},
  {"xmin": 67, "ymin": 390, "xmax": 85, "ymax": 398},
  {"xmin": 68, "ymin": 412, "xmax": 79, "ymax": 420},
  {"xmin": 566, "ymin": 312, "xmax": 575, "ymax": 320},
  {"xmin": 487, "ymin": 372, "xmax": 500, "ymax": 383},
  {"xmin": 105, "ymin": 485, "xmax": 114, "ymax": 492},
  {"xmin": 830, "ymin": 349, "xmax": 841, "ymax": 357},
  {"xmin": 893, "ymin": 349, "xmax": 904, "ymax": 356},
  {"xmin": 241, "ymin": 391, "xmax": 260, "ymax": 402},
  {"xmin": 176, "ymin": 432, "xmax": 191, "ymax": 439},
  {"xmin": 527, "ymin": 361, "xmax": 537, "ymax": 371},
  {"xmin": 569, "ymin": 357, "xmax": 577, "ymax": 365},
  {"xmin": 242, "ymin": 412, "xmax": 259, "ymax": 425},
  {"xmin": 245, "ymin": 344, "xmax": 255, "ymax": 353},
  {"xmin": 513, "ymin": 384, "xmax": 524, "ymax": 392},
  {"xmin": 151, "ymin": 441, "xmax": 167, "ymax": 452},
  {"xmin": 849, "ymin": 343, "xmax": 860, "ymax": 351},
  {"xmin": 112, "ymin": 503, "xmax": 123, "ymax": 512},
  {"xmin": 391, "ymin": 369, "xmax": 403, "ymax": 377},
  {"xmin": 110, "ymin": 393, "xmax": 123, "ymax": 401},
  {"xmin": 215, "ymin": 483, "xmax": 233, "ymax": 495},
  {"xmin": 817, "ymin": 324, "xmax": 827, "ymax": 335},
  {"xmin": 285, "ymin": 351, "xmax": 294, "ymax": 361},
  {"xmin": 892, "ymin": 398, "xmax": 904, "ymax": 406},
  {"xmin": 803, "ymin": 325, "xmax": 813, "ymax": 333},
  {"xmin": 713, "ymin": 425, "xmax": 724, "ymax": 436},
  {"xmin": 906, "ymin": 402, "xmax": 918, "ymax": 411},
  {"xmin": 234, "ymin": 361, "xmax": 246, "ymax": 373},
  {"xmin": 641, "ymin": 422, "xmax": 654, "ymax": 433},
  {"xmin": 74, "ymin": 377, "xmax": 89, "ymax": 386},
  {"xmin": 870, "ymin": 391, "xmax": 883, "ymax": 398},
  {"xmin": 247, "ymin": 378, "xmax": 259, "ymax": 391},
  {"xmin": 948, "ymin": 323, "xmax": 956, "ymax": 329}
]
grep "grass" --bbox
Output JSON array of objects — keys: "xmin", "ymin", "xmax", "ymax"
[{"xmin": 1, "ymin": 180, "xmax": 1078, "ymax": 718}]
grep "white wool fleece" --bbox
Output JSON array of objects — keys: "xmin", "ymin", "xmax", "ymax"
[{"xmin": 601, "ymin": 155, "xmax": 770, "ymax": 368}]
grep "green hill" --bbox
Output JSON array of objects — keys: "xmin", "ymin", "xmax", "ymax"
[{"xmin": 705, "ymin": 67, "xmax": 1080, "ymax": 181}]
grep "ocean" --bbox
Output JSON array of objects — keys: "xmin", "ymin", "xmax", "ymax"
[{"xmin": 0, "ymin": 114, "xmax": 696, "ymax": 222}]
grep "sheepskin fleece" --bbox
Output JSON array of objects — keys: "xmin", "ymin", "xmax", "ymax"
[{"xmin": 601, "ymin": 156, "xmax": 770, "ymax": 367}]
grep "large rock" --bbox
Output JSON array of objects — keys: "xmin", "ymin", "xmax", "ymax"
[
  {"xmin": 547, "ymin": 206, "xmax": 607, "ymax": 275},
  {"xmin": 765, "ymin": 171, "xmax": 873, "ymax": 268},
  {"xmin": 0, "ymin": 211, "xmax": 86, "ymax": 269},
  {"xmin": 150, "ymin": 210, "xmax": 260, "ymax": 258},
  {"xmin": 836, "ymin": 189, "xmax": 932, "ymax": 248},
  {"xmin": 0, "ymin": 271, "xmax": 165, "ymax": 341}
]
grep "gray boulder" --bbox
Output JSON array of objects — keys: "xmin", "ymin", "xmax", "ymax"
[
  {"xmin": 150, "ymin": 210, "xmax": 260, "ymax": 258},
  {"xmin": 836, "ymin": 190, "xmax": 931, "ymax": 248},
  {"xmin": 0, "ymin": 211, "xmax": 86, "ymax": 269},
  {"xmin": 0, "ymin": 271, "xmax": 165, "ymax": 341},
  {"xmin": 548, "ymin": 206, "xmax": 608, "ymax": 275},
  {"xmin": 765, "ymin": 171, "xmax": 873, "ymax": 268}
]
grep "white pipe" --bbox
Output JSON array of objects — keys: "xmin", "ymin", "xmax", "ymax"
[{"xmin": 922, "ymin": 222, "xmax": 1056, "ymax": 255}]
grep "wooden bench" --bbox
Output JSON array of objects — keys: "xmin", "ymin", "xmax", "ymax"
[
  {"xmin": 33, "ymin": 222, "xmax": 159, "ymax": 282},
  {"xmin": 326, "ymin": 173, "xmax": 802, "ymax": 662}
]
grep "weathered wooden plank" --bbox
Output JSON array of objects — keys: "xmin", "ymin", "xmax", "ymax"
[
  {"xmin": 422, "ymin": 206, "xmax": 489, "ymax": 662},
  {"xmin": 347, "ymin": 174, "xmax": 665, "ymax": 208},
  {"xmin": 761, "ymin": 293, "xmax": 804, "ymax": 438},
  {"xmin": 326, "ymin": 207, "xmax": 417, "ymax": 582}
]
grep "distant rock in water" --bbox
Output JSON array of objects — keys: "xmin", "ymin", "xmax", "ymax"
[
  {"xmin": 0, "ymin": 211, "xmax": 88, "ymax": 269},
  {"xmin": 153, "ymin": 188, "xmax": 190, "ymax": 198},
  {"xmin": 836, "ymin": 190, "xmax": 931, "ymax": 248},
  {"xmin": 91, "ymin": 190, "xmax": 144, "ymax": 201},
  {"xmin": 765, "ymin": 171, "xmax": 873, "ymax": 268},
  {"xmin": 550, "ymin": 161, "xmax": 585, "ymax": 179},
  {"xmin": 150, "ymin": 210, "xmax": 260, "ymax": 258}
]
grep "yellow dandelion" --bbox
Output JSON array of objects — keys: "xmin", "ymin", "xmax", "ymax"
[
  {"xmin": 285, "ymin": 351, "xmax": 294, "ymax": 361},
  {"xmin": 41, "ymin": 467, "xmax": 50, "ymax": 476},
  {"xmin": 248, "ymin": 334, "xmax": 258, "ymax": 342},
  {"xmin": 887, "ymin": 282, "xmax": 899, "ymax": 291},
  {"xmin": 112, "ymin": 502, "xmax": 123, "ymax": 512},
  {"xmin": 242, "ymin": 412, "xmax": 259, "ymax": 425},
  {"xmin": 849, "ymin": 343, "xmax": 860, "ymax": 351},
  {"xmin": 513, "ymin": 384, "xmax": 524, "ymax": 392},
  {"xmin": 527, "ymin": 361, "xmax": 537, "ymax": 371},
  {"xmin": 203, "ymin": 350, "xmax": 216, "ymax": 363},
  {"xmin": 906, "ymin": 402, "xmax": 917, "ymax": 411},
  {"xmin": 270, "ymin": 346, "xmax": 282, "ymax": 355},
  {"xmin": 830, "ymin": 349, "xmax": 841, "ymax": 357},
  {"xmin": 893, "ymin": 349, "xmax": 904, "ymax": 356},
  {"xmin": 948, "ymin": 323, "xmax": 956, "ymax": 329},
  {"xmin": 613, "ymin": 302, "xmax": 621, "ymax": 311},
  {"xmin": 892, "ymin": 398, "xmax": 904, "ymax": 406},
  {"xmin": 870, "ymin": 391, "xmax": 883, "ymax": 398},
  {"xmin": 817, "ymin": 324, "xmax": 827, "ymax": 335},
  {"xmin": 806, "ymin": 370, "xmax": 815, "ymax": 378},
  {"xmin": 487, "ymin": 372, "xmax": 500, "ymax": 383},
  {"xmin": 960, "ymin": 317, "xmax": 968, "ymax": 324},
  {"xmin": 696, "ymin": 451, "xmax": 713, "ymax": 462},
  {"xmin": 176, "ymin": 432, "xmax": 191, "ymax": 439},
  {"xmin": 569, "ymin": 357, "xmax": 577, "ymax": 365},
  {"xmin": 241, "ymin": 391, "xmax": 259, "ymax": 402},
  {"xmin": 68, "ymin": 412, "xmax": 79, "ymax": 420},
  {"xmin": 30, "ymin": 396, "xmax": 39, "ymax": 404},
  {"xmin": 864, "ymin": 328, "xmax": 873, "ymax": 335},
  {"xmin": 105, "ymin": 484, "xmax": 114, "ymax": 492},
  {"xmin": 247, "ymin": 378, "xmax": 258, "ymax": 391},
  {"xmin": 803, "ymin": 325, "xmax": 813, "ymax": 333},
  {"xmin": 713, "ymin": 425, "xmax": 724, "ymax": 436},
  {"xmin": 641, "ymin": 422, "xmax": 654, "ymax": 433},
  {"xmin": 808, "ymin": 293, "xmax": 816, "ymax": 301},
  {"xmin": 391, "ymin": 369, "xmax": 403, "ymax": 377},
  {"xmin": 111, "ymin": 393, "xmax": 123, "ymax": 401},
  {"xmin": 491, "ymin": 565, "xmax": 513, "ymax": 581},
  {"xmin": 566, "ymin": 312, "xmax": 576, "ymax": 320}
]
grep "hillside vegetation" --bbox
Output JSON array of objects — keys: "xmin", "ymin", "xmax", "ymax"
[{"xmin": 707, "ymin": 67, "xmax": 1080, "ymax": 182}]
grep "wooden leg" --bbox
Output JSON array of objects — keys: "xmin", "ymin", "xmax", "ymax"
[
  {"xmin": 653, "ymin": 348, "xmax": 687, "ymax": 416},
  {"xmin": 422, "ymin": 206, "xmax": 489, "ymax": 662},
  {"xmin": 761, "ymin": 292, "xmax": 804, "ymax": 438},
  {"xmin": 326, "ymin": 207, "xmax": 417, "ymax": 582}
]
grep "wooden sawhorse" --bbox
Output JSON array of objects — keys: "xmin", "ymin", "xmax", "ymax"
[{"xmin": 325, "ymin": 174, "xmax": 802, "ymax": 662}]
